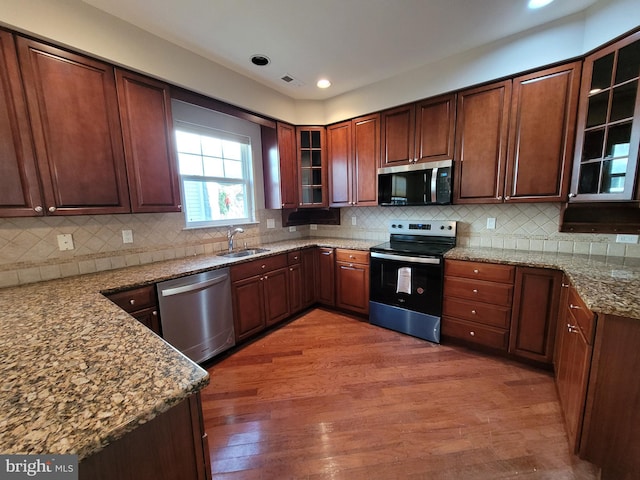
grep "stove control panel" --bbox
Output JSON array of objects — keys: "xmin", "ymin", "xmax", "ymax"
[{"xmin": 389, "ymin": 220, "xmax": 456, "ymax": 237}]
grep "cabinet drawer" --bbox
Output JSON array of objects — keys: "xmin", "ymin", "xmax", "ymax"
[
  {"xmin": 568, "ymin": 287, "xmax": 595, "ymax": 344},
  {"xmin": 444, "ymin": 277, "xmax": 513, "ymax": 306},
  {"xmin": 445, "ymin": 259, "xmax": 515, "ymax": 284},
  {"xmin": 443, "ymin": 297, "xmax": 511, "ymax": 328},
  {"xmin": 335, "ymin": 248, "xmax": 369, "ymax": 264},
  {"xmin": 287, "ymin": 250, "xmax": 302, "ymax": 264},
  {"xmin": 231, "ymin": 254, "xmax": 288, "ymax": 281},
  {"xmin": 107, "ymin": 285, "xmax": 157, "ymax": 312},
  {"xmin": 442, "ymin": 317, "xmax": 509, "ymax": 350}
]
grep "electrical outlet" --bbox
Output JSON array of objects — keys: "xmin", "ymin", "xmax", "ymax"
[
  {"xmin": 289, "ymin": 226, "xmax": 296, "ymax": 232},
  {"xmin": 266, "ymin": 219, "xmax": 275, "ymax": 229},
  {"xmin": 310, "ymin": 224, "xmax": 318, "ymax": 230},
  {"xmin": 486, "ymin": 217, "xmax": 496, "ymax": 230},
  {"xmin": 351, "ymin": 216, "xmax": 357, "ymax": 226},
  {"xmin": 57, "ymin": 234, "xmax": 74, "ymax": 251},
  {"xmin": 616, "ymin": 234, "xmax": 639, "ymax": 244},
  {"xmin": 122, "ymin": 229, "xmax": 133, "ymax": 244}
]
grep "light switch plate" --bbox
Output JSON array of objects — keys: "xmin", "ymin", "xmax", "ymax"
[
  {"xmin": 57, "ymin": 234, "xmax": 74, "ymax": 251},
  {"xmin": 122, "ymin": 229, "xmax": 133, "ymax": 244},
  {"xmin": 486, "ymin": 217, "xmax": 496, "ymax": 230},
  {"xmin": 310, "ymin": 224, "xmax": 318, "ymax": 230},
  {"xmin": 289, "ymin": 226, "xmax": 296, "ymax": 232},
  {"xmin": 351, "ymin": 216, "xmax": 357, "ymax": 226},
  {"xmin": 266, "ymin": 219, "xmax": 275, "ymax": 229}
]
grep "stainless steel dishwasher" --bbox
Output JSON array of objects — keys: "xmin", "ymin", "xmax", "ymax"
[{"xmin": 157, "ymin": 268, "xmax": 235, "ymax": 363}]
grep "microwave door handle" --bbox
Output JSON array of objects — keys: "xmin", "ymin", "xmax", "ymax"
[{"xmin": 431, "ymin": 167, "xmax": 437, "ymax": 203}]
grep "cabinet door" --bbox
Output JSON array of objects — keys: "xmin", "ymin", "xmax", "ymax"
[
  {"xmin": 415, "ymin": 94, "xmax": 456, "ymax": 164},
  {"xmin": 509, "ymin": 267, "xmax": 562, "ymax": 364},
  {"xmin": 263, "ymin": 267, "xmax": 290, "ymax": 326},
  {"xmin": 327, "ymin": 121, "xmax": 352, "ymax": 207},
  {"xmin": 116, "ymin": 69, "xmax": 181, "ymax": 213},
  {"xmin": 278, "ymin": 122, "xmax": 299, "ymax": 208},
  {"xmin": 335, "ymin": 261, "xmax": 369, "ymax": 315},
  {"xmin": 132, "ymin": 307, "xmax": 162, "ymax": 336},
  {"xmin": 231, "ymin": 275, "xmax": 265, "ymax": 341},
  {"xmin": 316, "ymin": 247, "xmax": 335, "ymax": 306},
  {"xmin": 297, "ymin": 127, "xmax": 327, "ymax": 207},
  {"xmin": 352, "ymin": 113, "xmax": 380, "ymax": 206},
  {"xmin": 0, "ymin": 30, "xmax": 43, "ymax": 217},
  {"xmin": 570, "ymin": 31, "xmax": 640, "ymax": 201},
  {"xmin": 301, "ymin": 248, "xmax": 316, "ymax": 308},
  {"xmin": 16, "ymin": 37, "xmax": 130, "ymax": 215},
  {"xmin": 454, "ymin": 80, "xmax": 511, "ymax": 204},
  {"xmin": 288, "ymin": 262, "xmax": 303, "ymax": 314},
  {"xmin": 380, "ymin": 104, "xmax": 415, "ymax": 167},
  {"xmin": 505, "ymin": 62, "xmax": 581, "ymax": 202}
]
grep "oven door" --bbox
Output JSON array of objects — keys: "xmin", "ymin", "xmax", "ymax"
[{"xmin": 369, "ymin": 252, "xmax": 443, "ymax": 316}]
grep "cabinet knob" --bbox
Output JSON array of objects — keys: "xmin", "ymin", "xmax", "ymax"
[
  {"xmin": 561, "ymin": 283, "xmax": 570, "ymax": 288},
  {"xmin": 567, "ymin": 323, "xmax": 579, "ymax": 333},
  {"xmin": 504, "ymin": 196, "xmax": 510, "ymax": 200},
  {"xmin": 290, "ymin": 267, "xmax": 293, "ymax": 271},
  {"xmin": 471, "ymin": 310, "xmax": 477, "ymax": 315},
  {"xmin": 177, "ymin": 204, "xmax": 182, "ymax": 211},
  {"xmin": 282, "ymin": 203, "xmax": 285, "ymax": 208},
  {"xmin": 497, "ymin": 195, "xmax": 503, "ymax": 200},
  {"xmin": 569, "ymin": 303, "xmax": 580, "ymax": 310},
  {"xmin": 261, "ymin": 264, "xmax": 266, "ymax": 269},
  {"xmin": 472, "ymin": 289, "xmax": 478, "ymax": 294},
  {"xmin": 129, "ymin": 299, "xmax": 135, "ymax": 305},
  {"xmin": 568, "ymin": 193, "xmax": 577, "ymax": 198},
  {"xmin": 264, "ymin": 275, "xmax": 268, "ymax": 280},
  {"xmin": 473, "ymin": 269, "xmax": 479, "ymax": 274},
  {"xmin": 152, "ymin": 311, "xmax": 157, "ymax": 316},
  {"xmin": 48, "ymin": 206, "xmax": 57, "ymax": 213},
  {"xmin": 34, "ymin": 206, "xmax": 43, "ymax": 213},
  {"xmin": 470, "ymin": 331, "xmax": 475, "ymax": 336}
]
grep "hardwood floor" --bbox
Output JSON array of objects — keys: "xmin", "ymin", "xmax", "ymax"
[{"xmin": 202, "ymin": 309, "xmax": 598, "ymax": 479}]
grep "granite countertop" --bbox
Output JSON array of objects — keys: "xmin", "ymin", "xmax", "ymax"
[
  {"xmin": 0, "ymin": 238, "xmax": 376, "ymax": 460},
  {"xmin": 2, "ymin": 237, "xmax": 639, "ymax": 460},
  {"xmin": 445, "ymin": 247, "xmax": 640, "ymax": 320}
]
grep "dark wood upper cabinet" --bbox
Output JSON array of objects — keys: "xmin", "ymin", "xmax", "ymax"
[
  {"xmin": 505, "ymin": 62, "xmax": 581, "ymax": 202},
  {"xmin": 328, "ymin": 113, "xmax": 379, "ymax": 207},
  {"xmin": 455, "ymin": 62, "xmax": 579, "ymax": 204},
  {"xmin": 454, "ymin": 80, "xmax": 512, "ymax": 204},
  {"xmin": 262, "ymin": 122, "xmax": 298, "ymax": 209},
  {"xmin": 380, "ymin": 104, "xmax": 415, "ymax": 167},
  {"xmin": 16, "ymin": 36, "xmax": 131, "ymax": 215},
  {"xmin": 0, "ymin": 30, "xmax": 43, "ymax": 217},
  {"xmin": 115, "ymin": 69, "xmax": 181, "ymax": 213},
  {"xmin": 297, "ymin": 126, "xmax": 327, "ymax": 207},
  {"xmin": 415, "ymin": 94, "xmax": 456, "ymax": 163},
  {"xmin": 570, "ymin": 31, "xmax": 640, "ymax": 202}
]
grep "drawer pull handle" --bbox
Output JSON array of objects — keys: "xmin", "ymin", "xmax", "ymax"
[
  {"xmin": 472, "ymin": 289, "xmax": 478, "ymax": 294},
  {"xmin": 473, "ymin": 269, "xmax": 479, "ymax": 274},
  {"xmin": 471, "ymin": 310, "xmax": 477, "ymax": 315},
  {"xmin": 470, "ymin": 331, "xmax": 475, "ymax": 336}
]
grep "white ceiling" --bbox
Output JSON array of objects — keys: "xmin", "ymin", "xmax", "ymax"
[{"xmin": 81, "ymin": 0, "xmax": 600, "ymax": 100}]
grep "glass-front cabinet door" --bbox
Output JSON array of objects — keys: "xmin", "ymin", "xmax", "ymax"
[
  {"xmin": 296, "ymin": 126, "xmax": 327, "ymax": 207},
  {"xmin": 570, "ymin": 32, "xmax": 640, "ymax": 201}
]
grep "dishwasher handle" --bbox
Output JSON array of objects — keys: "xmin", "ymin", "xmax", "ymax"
[{"xmin": 160, "ymin": 273, "xmax": 229, "ymax": 297}]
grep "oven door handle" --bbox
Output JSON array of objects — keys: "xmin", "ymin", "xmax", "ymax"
[{"xmin": 370, "ymin": 251, "xmax": 441, "ymax": 265}]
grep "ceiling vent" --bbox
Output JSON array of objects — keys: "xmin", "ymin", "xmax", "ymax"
[{"xmin": 281, "ymin": 74, "xmax": 305, "ymax": 87}]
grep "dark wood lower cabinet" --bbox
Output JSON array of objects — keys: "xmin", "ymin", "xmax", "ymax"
[
  {"xmin": 301, "ymin": 248, "xmax": 316, "ymax": 308},
  {"xmin": 509, "ymin": 267, "xmax": 562, "ymax": 365},
  {"xmin": 335, "ymin": 249, "xmax": 370, "ymax": 315},
  {"xmin": 316, "ymin": 247, "xmax": 335, "ymax": 306},
  {"xmin": 105, "ymin": 285, "xmax": 162, "ymax": 336},
  {"xmin": 80, "ymin": 393, "xmax": 210, "ymax": 480}
]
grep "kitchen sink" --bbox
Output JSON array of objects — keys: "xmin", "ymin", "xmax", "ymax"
[{"xmin": 217, "ymin": 248, "xmax": 270, "ymax": 258}]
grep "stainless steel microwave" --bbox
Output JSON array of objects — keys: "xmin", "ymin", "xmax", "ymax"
[{"xmin": 378, "ymin": 160, "xmax": 453, "ymax": 206}]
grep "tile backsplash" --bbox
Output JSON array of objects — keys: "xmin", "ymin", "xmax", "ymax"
[{"xmin": 1, "ymin": 202, "xmax": 638, "ymax": 288}]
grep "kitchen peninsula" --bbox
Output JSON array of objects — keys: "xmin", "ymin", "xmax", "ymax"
[{"xmin": 1, "ymin": 237, "xmax": 640, "ymax": 477}]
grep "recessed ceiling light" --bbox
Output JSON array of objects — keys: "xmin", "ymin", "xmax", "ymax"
[
  {"xmin": 317, "ymin": 79, "xmax": 331, "ymax": 89},
  {"xmin": 528, "ymin": 0, "xmax": 554, "ymax": 9},
  {"xmin": 250, "ymin": 54, "xmax": 270, "ymax": 66}
]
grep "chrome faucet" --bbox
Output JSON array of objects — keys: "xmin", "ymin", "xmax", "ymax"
[{"xmin": 227, "ymin": 227, "xmax": 244, "ymax": 252}]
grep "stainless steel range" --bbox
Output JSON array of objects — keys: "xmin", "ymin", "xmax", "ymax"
[{"xmin": 369, "ymin": 219, "xmax": 457, "ymax": 343}]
